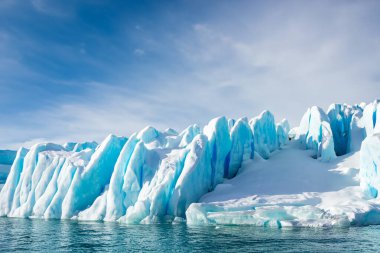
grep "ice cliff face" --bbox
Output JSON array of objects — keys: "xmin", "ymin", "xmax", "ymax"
[
  {"xmin": 297, "ymin": 100, "xmax": 380, "ymax": 201},
  {"xmin": 359, "ymin": 100, "xmax": 380, "ymax": 199},
  {"xmin": 295, "ymin": 103, "xmax": 365, "ymax": 160},
  {"xmin": 296, "ymin": 106, "xmax": 336, "ymax": 161},
  {"xmin": 0, "ymin": 112, "xmax": 285, "ymax": 223},
  {"xmin": 360, "ymin": 134, "xmax": 380, "ymax": 198},
  {"xmin": 1, "ymin": 100, "xmax": 380, "ymax": 227}
]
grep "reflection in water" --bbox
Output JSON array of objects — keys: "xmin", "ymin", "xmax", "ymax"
[{"xmin": 0, "ymin": 217, "xmax": 379, "ymax": 252}]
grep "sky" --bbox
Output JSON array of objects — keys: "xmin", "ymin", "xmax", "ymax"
[{"xmin": 0, "ymin": 0, "xmax": 379, "ymax": 149}]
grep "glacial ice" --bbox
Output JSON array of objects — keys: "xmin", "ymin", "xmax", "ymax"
[
  {"xmin": 360, "ymin": 134, "xmax": 380, "ymax": 198},
  {"xmin": 327, "ymin": 104, "xmax": 354, "ymax": 156},
  {"xmin": 297, "ymin": 106, "xmax": 336, "ymax": 161},
  {"xmin": 226, "ymin": 118, "xmax": 254, "ymax": 179},
  {"xmin": 249, "ymin": 111, "xmax": 278, "ymax": 159},
  {"xmin": 362, "ymin": 100, "xmax": 379, "ymax": 137},
  {"xmin": 277, "ymin": 119, "xmax": 290, "ymax": 148},
  {"xmin": 61, "ymin": 135, "xmax": 127, "ymax": 218},
  {"xmin": 0, "ymin": 110, "xmax": 282, "ymax": 222},
  {"xmin": 1, "ymin": 101, "xmax": 380, "ymax": 228}
]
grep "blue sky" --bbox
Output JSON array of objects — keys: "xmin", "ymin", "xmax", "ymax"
[{"xmin": 0, "ymin": 0, "xmax": 379, "ymax": 149}]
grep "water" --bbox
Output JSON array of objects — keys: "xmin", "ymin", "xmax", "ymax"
[{"xmin": 0, "ymin": 218, "xmax": 379, "ymax": 252}]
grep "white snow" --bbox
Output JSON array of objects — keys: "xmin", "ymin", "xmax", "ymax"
[{"xmin": 186, "ymin": 142, "xmax": 380, "ymax": 227}]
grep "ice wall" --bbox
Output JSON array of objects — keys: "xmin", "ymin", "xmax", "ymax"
[
  {"xmin": 360, "ymin": 134, "xmax": 380, "ymax": 198},
  {"xmin": 297, "ymin": 106, "xmax": 336, "ymax": 161},
  {"xmin": 0, "ymin": 112, "xmax": 288, "ymax": 223},
  {"xmin": 249, "ymin": 111, "xmax": 278, "ymax": 159},
  {"xmin": 362, "ymin": 100, "xmax": 380, "ymax": 137},
  {"xmin": 277, "ymin": 119, "xmax": 290, "ymax": 148}
]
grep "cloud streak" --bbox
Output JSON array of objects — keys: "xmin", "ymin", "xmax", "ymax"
[{"xmin": 0, "ymin": 0, "xmax": 379, "ymax": 149}]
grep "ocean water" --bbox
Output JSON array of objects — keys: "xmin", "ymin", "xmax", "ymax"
[{"xmin": 0, "ymin": 218, "xmax": 379, "ymax": 252}]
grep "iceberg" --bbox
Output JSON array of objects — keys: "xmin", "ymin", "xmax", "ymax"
[
  {"xmin": 61, "ymin": 135, "xmax": 126, "ymax": 218},
  {"xmin": 297, "ymin": 106, "xmax": 336, "ymax": 161},
  {"xmin": 327, "ymin": 104, "xmax": 353, "ymax": 156},
  {"xmin": 360, "ymin": 134, "xmax": 380, "ymax": 198},
  {"xmin": 226, "ymin": 118, "xmax": 254, "ymax": 179},
  {"xmin": 2, "ymin": 101, "xmax": 380, "ymax": 227},
  {"xmin": 277, "ymin": 119, "xmax": 290, "ymax": 148},
  {"xmin": 249, "ymin": 110, "xmax": 278, "ymax": 159},
  {"xmin": 362, "ymin": 100, "xmax": 380, "ymax": 137},
  {"xmin": 186, "ymin": 141, "xmax": 380, "ymax": 227},
  {"xmin": 203, "ymin": 117, "xmax": 231, "ymax": 188},
  {"xmin": 1, "ymin": 111, "xmax": 276, "ymax": 222}
]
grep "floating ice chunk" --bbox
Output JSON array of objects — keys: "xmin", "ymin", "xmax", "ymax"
[
  {"xmin": 203, "ymin": 117, "xmax": 231, "ymax": 187},
  {"xmin": 360, "ymin": 134, "xmax": 380, "ymax": 198},
  {"xmin": 249, "ymin": 110, "xmax": 278, "ymax": 159}
]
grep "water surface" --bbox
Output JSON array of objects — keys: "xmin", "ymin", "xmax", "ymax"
[{"xmin": 0, "ymin": 218, "xmax": 379, "ymax": 252}]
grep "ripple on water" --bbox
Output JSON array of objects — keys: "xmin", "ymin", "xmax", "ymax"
[{"xmin": 0, "ymin": 218, "xmax": 380, "ymax": 252}]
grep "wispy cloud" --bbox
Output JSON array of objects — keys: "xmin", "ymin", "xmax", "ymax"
[
  {"xmin": 134, "ymin": 48, "xmax": 145, "ymax": 56},
  {"xmin": 30, "ymin": 0, "xmax": 74, "ymax": 17},
  {"xmin": 0, "ymin": 0, "xmax": 379, "ymax": 149}
]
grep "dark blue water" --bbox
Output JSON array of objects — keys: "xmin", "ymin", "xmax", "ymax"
[{"xmin": 0, "ymin": 218, "xmax": 379, "ymax": 252}]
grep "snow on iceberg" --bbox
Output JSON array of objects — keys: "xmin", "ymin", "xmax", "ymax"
[{"xmin": 187, "ymin": 140, "xmax": 380, "ymax": 227}]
